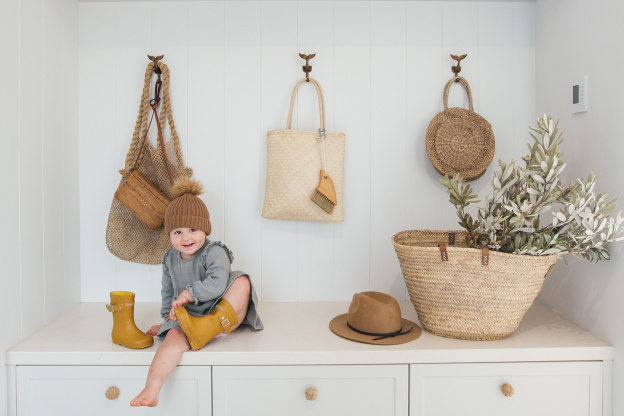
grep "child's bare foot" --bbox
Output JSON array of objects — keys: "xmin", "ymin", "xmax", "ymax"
[{"xmin": 130, "ymin": 387, "xmax": 159, "ymax": 407}]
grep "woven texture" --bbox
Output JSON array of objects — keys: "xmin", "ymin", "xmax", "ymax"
[
  {"xmin": 426, "ymin": 76, "xmax": 495, "ymax": 181},
  {"xmin": 262, "ymin": 77, "xmax": 345, "ymax": 222},
  {"xmin": 106, "ymin": 61, "xmax": 192, "ymax": 265},
  {"xmin": 114, "ymin": 170, "xmax": 171, "ymax": 230},
  {"xmin": 392, "ymin": 230, "xmax": 558, "ymax": 341}
]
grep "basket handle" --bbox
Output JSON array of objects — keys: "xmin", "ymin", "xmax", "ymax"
[{"xmin": 443, "ymin": 76, "xmax": 474, "ymax": 112}]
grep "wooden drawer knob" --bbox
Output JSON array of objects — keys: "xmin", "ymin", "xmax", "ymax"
[
  {"xmin": 501, "ymin": 383, "xmax": 514, "ymax": 397},
  {"xmin": 105, "ymin": 386, "xmax": 120, "ymax": 400},
  {"xmin": 305, "ymin": 387, "xmax": 318, "ymax": 401}
]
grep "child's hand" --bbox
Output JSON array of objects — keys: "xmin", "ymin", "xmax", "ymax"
[
  {"xmin": 169, "ymin": 290, "xmax": 194, "ymax": 320},
  {"xmin": 146, "ymin": 324, "xmax": 162, "ymax": 336}
]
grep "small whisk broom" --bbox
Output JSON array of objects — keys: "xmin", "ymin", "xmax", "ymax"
[{"xmin": 310, "ymin": 170, "xmax": 337, "ymax": 214}]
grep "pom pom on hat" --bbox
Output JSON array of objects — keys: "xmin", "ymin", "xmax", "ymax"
[
  {"xmin": 165, "ymin": 177, "xmax": 211, "ymax": 235},
  {"xmin": 171, "ymin": 176, "xmax": 203, "ymax": 199}
]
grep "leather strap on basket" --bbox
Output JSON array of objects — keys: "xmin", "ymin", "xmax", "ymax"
[
  {"xmin": 482, "ymin": 246, "xmax": 489, "ymax": 265},
  {"xmin": 120, "ymin": 61, "xmax": 182, "ymax": 184},
  {"xmin": 443, "ymin": 76, "xmax": 474, "ymax": 112}
]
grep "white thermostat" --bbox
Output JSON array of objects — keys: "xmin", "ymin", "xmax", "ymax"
[{"xmin": 571, "ymin": 76, "xmax": 588, "ymax": 113}]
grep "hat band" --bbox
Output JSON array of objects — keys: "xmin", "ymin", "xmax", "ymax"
[{"xmin": 346, "ymin": 321, "xmax": 413, "ymax": 341}]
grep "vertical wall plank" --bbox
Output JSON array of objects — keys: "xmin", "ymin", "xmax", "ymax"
[
  {"xmin": 79, "ymin": 3, "xmax": 116, "ymax": 301},
  {"xmin": 513, "ymin": 2, "xmax": 536, "ymax": 156},
  {"xmin": 333, "ymin": 1, "xmax": 371, "ymax": 300},
  {"xmin": 439, "ymin": 1, "xmax": 480, "ymax": 230},
  {"xmin": 370, "ymin": 1, "xmax": 407, "ymax": 299},
  {"xmin": 62, "ymin": 0, "xmax": 81, "ymax": 310},
  {"xmin": 406, "ymin": 1, "xmax": 444, "ymax": 230},
  {"xmin": 1, "ymin": 0, "xmax": 21, "ymax": 409},
  {"xmin": 260, "ymin": 1, "xmax": 299, "ymax": 301},
  {"xmin": 224, "ymin": 2, "xmax": 263, "ymax": 282},
  {"xmin": 113, "ymin": 3, "xmax": 153, "ymax": 301},
  {"xmin": 20, "ymin": 0, "xmax": 45, "ymax": 336},
  {"xmin": 297, "ymin": 1, "xmax": 336, "ymax": 301},
  {"xmin": 187, "ymin": 1, "xmax": 227, "ymax": 299},
  {"xmin": 43, "ymin": 0, "xmax": 67, "ymax": 322},
  {"xmin": 477, "ymin": 3, "xmax": 514, "ymax": 201}
]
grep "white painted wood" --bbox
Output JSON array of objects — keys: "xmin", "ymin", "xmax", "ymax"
[
  {"xmin": 410, "ymin": 361, "xmax": 603, "ymax": 416},
  {"xmin": 187, "ymin": 1, "xmax": 226, "ymax": 244},
  {"xmin": 76, "ymin": 1, "xmax": 537, "ymax": 303},
  {"xmin": 476, "ymin": 2, "xmax": 514, "ymax": 204},
  {"xmin": 61, "ymin": 0, "xmax": 82, "ymax": 312},
  {"xmin": 7, "ymin": 302, "xmax": 611, "ymax": 415},
  {"xmin": 79, "ymin": 3, "xmax": 117, "ymax": 301},
  {"xmin": 259, "ymin": 1, "xmax": 299, "ymax": 301},
  {"xmin": 333, "ymin": 1, "xmax": 371, "ymax": 300},
  {"xmin": 296, "ymin": 1, "xmax": 337, "ymax": 301},
  {"xmin": 406, "ymin": 2, "xmax": 444, "ymax": 231},
  {"xmin": 1, "ymin": 3, "xmax": 22, "ymax": 414},
  {"xmin": 370, "ymin": 1, "xmax": 407, "ymax": 299},
  {"xmin": 512, "ymin": 2, "xmax": 536, "ymax": 158},
  {"xmin": 438, "ymin": 1, "xmax": 480, "ymax": 231},
  {"xmin": 223, "ymin": 2, "xmax": 263, "ymax": 285},
  {"xmin": 7, "ymin": 301, "xmax": 613, "ymax": 367},
  {"xmin": 16, "ymin": 366, "xmax": 211, "ymax": 415},
  {"xmin": 43, "ymin": 0, "xmax": 67, "ymax": 324},
  {"xmin": 19, "ymin": 0, "xmax": 46, "ymax": 339},
  {"xmin": 213, "ymin": 365, "xmax": 408, "ymax": 416},
  {"xmin": 114, "ymin": 2, "xmax": 154, "ymax": 301}
]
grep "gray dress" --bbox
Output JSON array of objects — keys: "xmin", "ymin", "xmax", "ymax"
[{"xmin": 157, "ymin": 239, "xmax": 263, "ymax": 340}]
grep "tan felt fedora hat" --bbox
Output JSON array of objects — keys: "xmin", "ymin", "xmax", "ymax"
[{"xmin": 329, "ymin": 292, "xmax": 421, "ymax": 345}]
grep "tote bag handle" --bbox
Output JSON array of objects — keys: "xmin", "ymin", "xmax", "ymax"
[{"xmin": 285, "ymin": 77, "xmax": 326, "ymax": 131}]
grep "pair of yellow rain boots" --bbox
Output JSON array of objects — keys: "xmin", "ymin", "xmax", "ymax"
[
  {"xmin": 174, "ymin": 299, "xmax": 238, "ymax": 351},
  {"xmin": 106, "ymin": 291, "xmax": 153, "ymax": 349}
]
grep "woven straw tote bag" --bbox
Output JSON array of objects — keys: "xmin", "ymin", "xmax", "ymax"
[
  {"xmin": 106, "ymin": 61, "xmax": 192, "ymax": 265},
  {"xmin": 392, "ymin": 230, "xmax": 558, "ymax": 341},
  {"xmin": 426, "ymin": 76, "xmax": 495, "ymax": 181},
  {"xmin": 262, "ymin": 77, "xmax": 345, "ymax": 222}
]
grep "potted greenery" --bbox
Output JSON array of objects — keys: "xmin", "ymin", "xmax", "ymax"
[{"xmin": 392, "ymin": 115, "xmax": 624, "ymax": 340}]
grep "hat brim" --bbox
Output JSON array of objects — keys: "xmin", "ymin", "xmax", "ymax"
[{"xmin": 329, "ymin": 314, "xmax": 422, "ymax": 345}]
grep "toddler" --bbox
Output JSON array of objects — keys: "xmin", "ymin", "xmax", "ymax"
[{"xmin": 131, "ymin": 177, "xmax": 263, "ymax": 407}]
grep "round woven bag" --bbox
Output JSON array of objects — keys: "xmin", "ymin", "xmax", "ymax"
[
  {"xmin": 392, "ymin": 230, "xmax": 559, "ymax": 341},
  {"xmin": 426, "ymin": 77, "xmax": 495, "ymax": 181}
]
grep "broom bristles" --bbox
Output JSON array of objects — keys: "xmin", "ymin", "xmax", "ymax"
[{"xmin": 310, "ymin": 190, "xmax": 335, "ymax": 214}]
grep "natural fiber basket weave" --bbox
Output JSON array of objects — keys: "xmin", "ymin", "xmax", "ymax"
[
  {"xmin": 426, "ymin": 76, "xmax": 495, "ymax": 181},
  {"xmin": 392, "ymin": 230, "xmax": 558, "ymax": 341}
]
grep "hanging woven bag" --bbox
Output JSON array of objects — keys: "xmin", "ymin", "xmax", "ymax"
[
  {"xmin": 262, "ymin": 77, "xmax": 345, "ymax": 222},
  {"xmin": 106, "ymin": 60, "xmax": 192, "ymax": 265},
  {"xmin": 425, "ymin": 76, "xmax": 495, "ymax": 181}
]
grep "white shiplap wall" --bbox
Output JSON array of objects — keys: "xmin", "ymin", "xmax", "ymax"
[
  {"xmin": 79, "ymin": 1, "xmax": 536, "ymax": 303},
  {"xmin": 1, "ymin": 0, "xmax": 80, "ymax": 414}
]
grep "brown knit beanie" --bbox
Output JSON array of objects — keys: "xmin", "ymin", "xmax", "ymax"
[{"xmin": 164, "ymin": 177, "xmax": 212, "ymax": 235}]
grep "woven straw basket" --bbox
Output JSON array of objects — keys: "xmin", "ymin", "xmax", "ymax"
[
  {"xmin": 426, "ymin": 76, "xmax": 495, "ymax": 181},
  {"xmin": 392, "ymin": 230, "xmax": 558, "ymax": 341}
]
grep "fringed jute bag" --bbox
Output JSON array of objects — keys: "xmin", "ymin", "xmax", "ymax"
[
  {"xmin": 426, "ymin": 76, "xmax": 495, "ymax": 181},
  {"xmin": 392, "ymin": 230, "xmax": 558, "ymax": 341},
  {"xmin": 106, "ymin": 61, "xmax": 192, "ymax": 265},
  {"xmin": 262, "ymin": 77, "xmax": 345, "ymax": 222}
]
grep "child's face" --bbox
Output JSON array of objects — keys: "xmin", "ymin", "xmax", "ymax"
[{"xmin": 169, "ymin": 228, "xmax": 207, "ymax": 259}]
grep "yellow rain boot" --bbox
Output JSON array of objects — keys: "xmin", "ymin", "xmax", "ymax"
[
  {"xmin": 106, "ymin": 291, "xmax": 153, "ymax": 349},
  {"xmin": 174, "ymin": 299, "xmax": 238, "ymax": 351}
]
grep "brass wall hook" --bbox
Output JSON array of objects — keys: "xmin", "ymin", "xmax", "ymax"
[
  {"xmin": 299, "ymin": 53, "xmax": 315, "ymax": 82},
  {"xmin": 148, "ymin": 54, "xmax": 164, "ymax": 74},
  {"xmin": 450, "ymin": 53, "xmax": 467, "ymax": 81}
]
